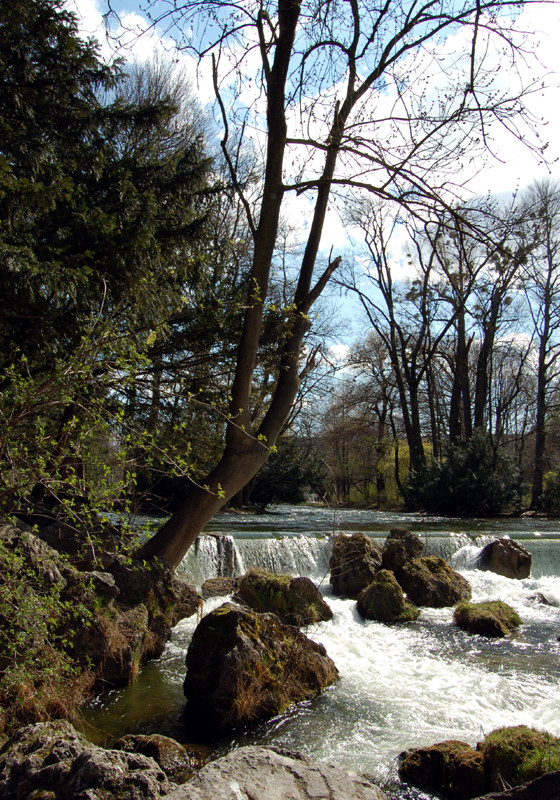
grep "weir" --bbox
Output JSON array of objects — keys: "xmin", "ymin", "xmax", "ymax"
[{"xmin": 85, "ymin": 506, "xmax": 560, "ymax": 793}]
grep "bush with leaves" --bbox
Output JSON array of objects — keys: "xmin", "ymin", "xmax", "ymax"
[
  {"xmin": 542, "ymin": 469, "xmax": 560, "ymax": 515},
  {"xmin": 406, "ymin": 430, "xmax": 521, "ymax": 516},
  {"xmin": 0, "ymin": 534, "xmax": 96, "ymax": 735}
]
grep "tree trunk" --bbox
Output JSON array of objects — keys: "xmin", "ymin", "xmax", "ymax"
[{"xmin": 531, "ymin": 315, "xmax": 550, "ymax": 508}]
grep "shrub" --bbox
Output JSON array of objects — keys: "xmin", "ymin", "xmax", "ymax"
[
  {"xmin": 406, "ymin": 430, "xmax": 521, "ymax": 516},
  {"xmin": 0, "ymin": 536, "xmax": 94, "ymax": 735},
  {"xmin": 542, "ymin": 469, "xmax": 560, "ymax": 514}
]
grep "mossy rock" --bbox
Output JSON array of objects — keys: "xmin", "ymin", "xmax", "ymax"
[
  {"xmin": 329, "ymin": 533, "xmax": 383, "ymax": 598},
  {"xmin": 398, "ymin": 739, "xmax": 485, "ymax": 800},
  {"xmin": 398, "ymin": 556, "xmax": 471, "ymax": 608},
  {"xmin": 479, "ymin": 725, "xmax": 560, "ymax": 790},
  {"xmin": 454, "ymin": 600, "xmax": 521, "ymax": 638},
  {"xmin": 356, "ymin": 569, "xmax": 420, "ymax": 623},
  {"xmin": 235, "ymin": 568, "xmax": 332, "ymax": 626},
  {"xmin": 183, "ymin": 602, "xmax": 339, "ymax": 732}
]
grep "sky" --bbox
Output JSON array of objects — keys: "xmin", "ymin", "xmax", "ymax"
[
  {"xmin": 66, "ymin": 0, "xmax": 560, "ymax": 348},
  {"xmin": 68, "ymin": 0, "xmax": 560, "ymax": 196}
]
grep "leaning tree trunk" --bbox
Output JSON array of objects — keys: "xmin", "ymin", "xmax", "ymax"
[{"xmin": 138, "ymin": 0, "xmax": 347, "ymax": 570}]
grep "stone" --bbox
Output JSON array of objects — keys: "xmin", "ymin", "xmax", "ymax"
[
  {"xmin": 398, "ymin": 740, "xmax": 485, "ymax": 800},
  {"xmin": 0, "ymin": 522, "xmax": 66, "ymax": 587},
  {"xmin": 329, "ymin": 533, "xmax": 382, "ymax": 598},
  {"xmin": 398, "ymin": 556, "xmax": 472, "ymax": 607},
  {"xmin": 235, "ymin": 567, "xmax": 333, "ymax": 626},
  {"xmin": 0, "ymin": 720, "xmax": 175, "ymax": 800},
  {"xmin": 477, "ymin": 538, "xmax": 531, "ymax": 579},
  {"xmin": 381, "ymin": 528, "xmax": 424, "ymax": 573},
  {"xmin": 201, "ymin": 577, "xmax": 238, "ymax": 599},
  {"xmin": 162, "ymin": 746, "xmax": 387, "ymax": 800},
  {"xmin": 454, "ymin": 601, "xmax": 521, "ymax": 638},
  {"xmin": 472, "ymin": 770, "xmax": 560, "ymax": 799},
  {"xmin": 183, "ymin": 602, "xmax": 339, "ymax": 732},
  {"xmin": 114, "ymin": 734, "xmax": 209, "ymax": 784},
  {"xmin": 356, "ymin": 569, "xmax": 420, "ymax": 623}
]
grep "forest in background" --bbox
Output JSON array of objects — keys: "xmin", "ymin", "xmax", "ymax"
[{"xmin": 2, "ymin": 0, "xmax": 560, "ymax": 561}]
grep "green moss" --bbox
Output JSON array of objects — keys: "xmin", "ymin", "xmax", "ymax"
[
  {"xmin": 454, "ymin": 601, "xmax": 521, "ymax": 637},
  {"xmin": 357, "ymin": 570, "xmax": 420, "ymax": 623},
  {"xmin": 480, "ymin": 726, "xmax": 560, "ymax": 789}
]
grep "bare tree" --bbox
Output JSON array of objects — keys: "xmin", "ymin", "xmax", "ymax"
[
  {"xmin": 516, "ymin": 180, "xmax": 560, "ymax": 508},
  {"xmin": 128, "ymin": 0, "xmax": 547, "ymax": 567}
]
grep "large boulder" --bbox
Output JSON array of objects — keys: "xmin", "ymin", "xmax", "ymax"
[
  {"xmin": 398, "ymin": 740, "xmax": 485, "ymax": 800},
  {"xmin": 477, "ymin": 539, "xmax": 531, "ymax": 579},
  {"xmin": 163, "ymin": 745, "xmax": 387, "ymax": 800},
  {"xmin": 398, "ymin": 556, "xmax": 472, "ymax": 607},
  {"xmin": 454, "ymin": 601, "xmax": 521, "ymax": 638},
  {"xmin": 0, "ymin": 720, "xmax": 175, "ymax": 800},
  {"xmin": 381, "ymin": 528, "xmax": 424, "ymax": 573},
  {"xmin": 329, "ymin": 533, "xmax": 382, "ymax": 598},
  {"xmin": 356, "ymin": 569, "xmax": 420, "ymax": 623},
  {"xmin": 235, "ymin": 567, "xmax": 333, "ymax": 626},
  {"xmin": 183, "ymin": 602, "xmax": 339, "ymax": 732}
]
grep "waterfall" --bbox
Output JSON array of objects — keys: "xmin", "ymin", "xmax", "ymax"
[{"xmin": 178, "ymin": 533, "xmax": 245, "ymax": 585}]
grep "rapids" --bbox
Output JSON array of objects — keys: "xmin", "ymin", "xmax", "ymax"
[{"xmin": 84, "ymin": 507, "xmax": 560, "ymax": 798}]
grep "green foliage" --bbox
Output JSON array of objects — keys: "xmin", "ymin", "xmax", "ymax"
[
  {"xmin": 542, "ymin": 469, "xmax": 560, "ymax": 514},
  {"xmin": 0, "ymin": 537, "xmax": 94, "ymax": 734},
  {"xmin": 248, "ymin": 438, "xmax": 327, "ymax": 510},
  {"xmin": 406, "ymin": 430, "xmax": 521, "ymax": 516}
]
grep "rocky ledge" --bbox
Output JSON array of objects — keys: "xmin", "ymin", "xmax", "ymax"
[{"xmin": 0, "ymin": 721, "xmax": 387, "ymax": 800}]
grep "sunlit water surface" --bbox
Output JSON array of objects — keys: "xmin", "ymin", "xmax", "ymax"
[{"xmin": 84, "ymin": 507, "xmax": 560, "ymax": 798}]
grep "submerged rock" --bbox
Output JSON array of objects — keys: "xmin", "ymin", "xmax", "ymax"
[
  {"xmin": 398, "ymin": 556, "xmax": 471, "ymax": 607},
  {"xmin": 329, "ymin": 533, "xmax": 382, "ymax": 598},
  {"xmin": 399, "ymin": 739, "xmax": 485, "ymax": 800},
  {"xmin": 356, "ymin": 569, "xmax": 420, "ymax": 623},
  {"xmin": 162, "ymin": 745, "xmax": 387, "ymax": 800},
  {"xmin": 235, "ymin": 567, "xmax": 332, "ymax": 626},
  {"xmin": 0, "ymin": 720, "xmax": 175, "ymax": 800},
  {"xmin": 183, "ymin": 602, "xmax": 338, "ymax": 732},
  {"xmin": 476, "ymin": 538, "xmax": 531, "ymax": 579},
  {"xmin": 114, "ymin": 733, "xmax": 209, "ymax": 784},
  {"xmin": 454, "ymin": 600, "xmax": 521, "ymax": 638},
  {"xmin": 381, "ymin": 528, "xmax": 424, "ymax": 573}
]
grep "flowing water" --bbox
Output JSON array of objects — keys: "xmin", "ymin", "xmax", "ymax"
[{"xmin": 84, "ymin": 507, "xmax": 560, "ymax": 798}]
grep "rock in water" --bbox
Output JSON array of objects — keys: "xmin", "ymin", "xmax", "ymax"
[
  {"xmin": 183, "ymin": 602, "xmax": 339, "ymax": 732},
  {"xmin": 162, "ymin": 745, "xmax": 387, "ymax": 800},
  {"xmin": 329, "ymin": 533, "xmax": 382, "ymax": 598},
  {"xmin": 0, "ymin": 720, "xmax": 174, "ymax": 800},
  {"xmin": 476, "ymin": 538, "xmax": 531, "ymax": 579},
  {"xmin": 398, "ymin": 740, "xmax": 485, "ymax": 800},
  {"xmin": 454, "ymin": 601, "xmax": 521, "ymax": 638},
  {"xmin": 398, "ymin": 556, "xmax": 472, "ymax": 607},
  {"xmin": 381, "ymin": 528, "xmax": 424, "ymax": 573},
  {"xmin": 235, "ymin": 567, "xmax": 332, "ymax": 625},
  {"xmin": 356, "ymin": 569, "xmax": 420, "ymax": 623}
]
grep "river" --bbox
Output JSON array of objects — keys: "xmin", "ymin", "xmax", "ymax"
[{"xmin": 84, "ymin": 507, "xmax": 560, "ymax": 798}]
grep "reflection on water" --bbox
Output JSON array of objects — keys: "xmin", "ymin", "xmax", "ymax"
[{"xmin": 84, "ymin": 506, "xmax": 560, "ymax": 798}]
